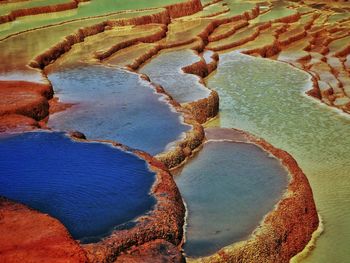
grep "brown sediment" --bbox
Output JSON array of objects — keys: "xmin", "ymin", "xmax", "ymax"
[
  {"xmin": 125, "ymin": 45, "xmax": 162, "ymax": 70},
  {"xmin": 0, "ymin": 197, "xmax": 88, "ymax": 262},
  {"xmin": 95, "ymin": 24, "xmax": 167, "ymax": 61},
  {"xmin": 49, "ymin": 97, "xmax": 74, "ymax": 115},
  {"xmin": 28, "ymin": 10, "xmax": 172, "ymax": 69},
  {"xmin": 181, "ymin": 58, "xmax": 220, "ymax": 123},
  {"xmin": 188, "ymin": 128, "xmax": 319, "ymax": 263},
  {"xmin": 0, "ymin": 114, "xmax": 39, "ymax": 132},
  {"xmin": 164, "ymin": 0, "xmax": 202, "ymax": 19},
  {"xmin": 114, "ymin": 239, "xmax": 184, "ymax": 263},
  {"xmin": 135, "ymin": 74, "xmax": 205, "ymax": 169},
  {"xmin": 0, "ymin": 0, "xmax": 83, "ymax": 25},
  {"xmin": 82, "ymin": 140, "xmax": 186, "ymax": 263},
  {"xmin": 272, "ymin": 12, "xmax": 301, "ymax": 24},
  {"xmin": 306, "ymin": 76, "xmax": 322, "ymax": 99},
  {"xmin": 208, "ymin": 20, "xmax": 249, "ymax": 42},
  {"xmin": 201, "ymin": 0, "xmax": 223, "ymax": 8},
  {"xmin": 0, "ymin": 81, "xmax": 53, "ymax": 122},
  {"xmin": 207, "ymin": 26, "xmax": 260, "ymax": 51},
  {"xmin": 109, "ymin": 42, "xmax": 219, "ymax": 124},
  {"xmin": 278, "ymin": 26, "xmax": 307, "ymax": 47}
]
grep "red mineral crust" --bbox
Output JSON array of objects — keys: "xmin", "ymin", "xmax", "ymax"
[
  {"xmin": 0, "ymin": 81, "xmax": 53, "ymax": 130},
  {"xmin": 165, "ymin": 0, "xmax": 203, "ymax": 19},
  {"xmin": 0, "ymin": 197, "xmax": 87, "ymax": 263},
  {"xmin": 0, "ymin": 114, "xmax": 38, "ymax": 132},
  {"xmin": 114, "ymin": 239, "xmax": 184, "ymax": 263}
]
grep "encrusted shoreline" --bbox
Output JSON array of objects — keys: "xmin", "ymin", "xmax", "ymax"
[
  {"xmin": 0, "ymin": 132, "xmax": 186, "ymax": 263},
  {"xmin": 0, "ymin": 0, "xmax": 322, "ymax": 261},
  {"xmin": 78, "ymin": 137, "xmax": 186, "ymax": 262},
  {"xmin": 186, "ymin": 128, "xmax": 319, "ymax": 263}
]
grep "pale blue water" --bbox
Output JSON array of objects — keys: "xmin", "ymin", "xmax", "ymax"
[
  {"xmin": 48, "ymin": 65, "xmax": 189, "ymax": 155},
  {"xmin": 0, "ymin": 131, "xmax": 156, "ymax": 243},
  {"xmin": 175, "ymin": 140, "xmax": 288, "ymax": 257},
  {"xmin": 206, "ymin": 52, "xmax": 350, "ymax": 263}
]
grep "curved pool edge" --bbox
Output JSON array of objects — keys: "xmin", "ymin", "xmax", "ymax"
[
  {"xmin": 0, "ymin": 196, "xmax": 88, "ymax": 262},
  {"xmin": 186, "ymin": 128, "xmax": 319, "ymax": 263},
  {"xmin": 0, "ymin": 130, "xmax": 186, "ymax": 263},
  {"xmin": 69, "ymin": 136, "xmax": 186, "ymax": 263}
]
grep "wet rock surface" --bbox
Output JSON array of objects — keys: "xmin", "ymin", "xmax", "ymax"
[
  {"xmin": 0, "ymin": 197, "xmax": 87, "ymax": 263},
  {"xmin": 0, "ymin": 0, "xmax": 335, "ymax": 262},
  {"xmin": 115, "ymin": 240, "xmax": 185, "ymax": 263}
]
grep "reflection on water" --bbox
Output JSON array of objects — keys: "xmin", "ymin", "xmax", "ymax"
[
  {"xmin": 206, "ymin": 52, "xmax": 350, "ymax": 263},
  {"xmin": 0, "ymin": 131, "xmax": 156, "ymax": 243},
  {"xmin": 48, "ymin": 65, "xmax": 189, "ymax": 155},
  {"xmin": 175, "ymin": 140, "xmax": 288, "ymax": 257}
]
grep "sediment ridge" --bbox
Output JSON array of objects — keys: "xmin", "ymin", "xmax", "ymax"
[{"xmin": 0, "ymin": 0, "xmax": 84, "ymax": 25}]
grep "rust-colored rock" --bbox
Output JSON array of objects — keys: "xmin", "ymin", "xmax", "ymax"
[
  {"xmin": 0, "ymin": 197, "xmax": 87, "ymax": 263},
  {"xmin": 115, "ymin": 239, "xmax": 185, "ymax": 263},
  {"xmin": 0, "ymin": 0, "xmax": 81, "ymax": 25},
  {"xmin": 165, "ymin": 0, "xmax": 203, "ymax": 19},
  {"xmin": 0, "ymin": 81, "xmax": 52, "ymax": 121},
  {"xmin": 0, "ymin": 114, "xmax": 38, "ymax": 133}
]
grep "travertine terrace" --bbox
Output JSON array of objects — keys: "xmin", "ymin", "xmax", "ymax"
[{"xmin": 1, "ymin": 0, "xmax": 350, "ymax": 262}]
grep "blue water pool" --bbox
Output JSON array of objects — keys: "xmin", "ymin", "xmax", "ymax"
[
  {"xmin": 47, "ymin": 65, "xmax": 189, "ymax": 155},
  {"xmin": 175, "ymin": 140, "xmax": 289, "ymax": 257},
  {"xmin": 0, "ymin": 131, "xmax": 156, "ymax": 243}
]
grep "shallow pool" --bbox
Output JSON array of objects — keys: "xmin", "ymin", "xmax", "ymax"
[
  {"xmin": 140, "ymin": 50, "xmax": 211, "ymax": 103},
  {"xmin": 175, "ymin": 140, "xmax": 288, "ymax": 257},
  {"xmin": 48, "ymin": 65, "xmax": 189, "ymax": 155},
  {"xmin": 206, "ymin": 52, "xmax": 350, "ymax": 262}
]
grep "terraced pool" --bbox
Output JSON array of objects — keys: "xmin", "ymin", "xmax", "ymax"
[
  {"xmin": 48, "ymin": 65, "xmax": 189, "ymax": 155},
  {"xmin": 206, "ymin": 52, "xmax": 350, "ymax": 263},
  {"xmin": 175, "ymin": 140, "xmax": 288, "ymax": 257}
]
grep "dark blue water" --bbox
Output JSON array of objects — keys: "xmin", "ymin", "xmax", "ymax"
[
  {"xmin": 48, "ymin": 65, "xmax": 189, "ymax": 155},
  {"xmin": 0, "ymin": 131, "xmax": 156, "ymax": 243},
  {"xmin": 175, "ymin": 141, "xmax": 289, "ymax": 257}
]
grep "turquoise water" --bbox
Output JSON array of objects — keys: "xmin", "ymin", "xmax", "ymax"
[
  {"xmin": 175, "ymin": 140, "xmax": 288, "ymax": 257},
  {"xmin": 48, "ymin": 65, "xmax": 189, "ymax": 155},
  {"xmin": 206, "ymin": 52, "xmax": 350, "ymax": 262},
  {"xmin": 0, "ymin": 131, "xmax": 156, "ymax": 243}
]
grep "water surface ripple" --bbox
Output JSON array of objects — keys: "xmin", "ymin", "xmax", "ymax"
[
  {"xmin": 48, "ymin": 65, "xmax": 189, "ymax": 155},
  {"xmin": 0, "ymin": 131, "xmax": 156, "ymax": 243}
]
